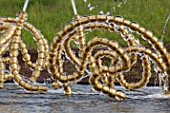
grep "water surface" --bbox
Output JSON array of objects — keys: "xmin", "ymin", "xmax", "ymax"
[{"xmin": 0, "ymin": 83, "xmax": 170, "ymax": 113}]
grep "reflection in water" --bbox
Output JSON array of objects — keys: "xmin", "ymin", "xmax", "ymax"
[{"xmin": 0, "ymin": 83, "xmax": 170, "ymax": 113}]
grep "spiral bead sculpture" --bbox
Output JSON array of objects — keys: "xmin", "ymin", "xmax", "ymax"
[
  {"xmin": 0, "ymin": 6, "xmax": 170, "ymax": 100},
  {"xmin": 49, "ymin": 15, "xmax": 170, "ymax": 100}
]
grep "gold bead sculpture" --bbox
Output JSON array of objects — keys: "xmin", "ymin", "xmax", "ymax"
[
  {"xmin": 0, "ymin": 11, "xmax": 49, "ymax": 92},
  {"xmin": 49, "ymin": 15, "xmax": 170, "ymax": 101},
  {"xmin": 1, "ymin": 0, "xmax": 170, "ymax": 101}
]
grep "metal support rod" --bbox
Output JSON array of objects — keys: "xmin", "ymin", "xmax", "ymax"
[
  {"xmin": 23, "ymin": 0, "xmax": 29, "ymax": 12},
  {"xmin": 71, "ymin": 0, "xmax": 78, "ymax": 15}
]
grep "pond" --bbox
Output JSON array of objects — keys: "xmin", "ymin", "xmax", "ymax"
[{"xmin": 0, "ymin": 83, "xmax": 170, "ymax": 113}]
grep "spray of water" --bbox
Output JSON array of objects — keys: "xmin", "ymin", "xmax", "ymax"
[
  {"xmin": 161, "ymin": 14, "xmax": 170, "ymax": 41},
  {"xmin": 83, "ymin": 0, "xmax": 130, "ymax": 13},
  {"xmin": 88, "ymin": 3, "xmax": 95, "ymax": 11},
  {"xmin": 118, "ymin": 0, "xmax": 129, "ymax": 7}
]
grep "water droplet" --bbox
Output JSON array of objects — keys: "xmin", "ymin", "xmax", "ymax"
[
  {"xmin": 141, "ymin": 35, "xmax": 147, "ymax": 41},
  {"xmin": 118, "ymin": 2, "xmax": 123, "ymax": 7},
  {"xmin": 148, "ymin": 56, "xmax": 154, "ymax": 63},
  {"xmin": 99, "ymin": 11, "xmax": 104, "ymax": 15},
  {"xmin": 120, "ymin": 33, "xmax": 126, "ymax": 39},
  {"xmin": 106, "ymin": 12, "xmax": 111, "ymax": 16},
  {"xmin": 112, "ymin": 6, "xmax": 116, "ymax": 12},
  {"xmin": 114, "ymin": 24, "xmax": 121, "ymax": 32},
  {"xmin": 89, "ymin": 7, "xmax": 95, "ymax": 11},
  {"xmin": 88, "ymin": 3, "xmax": 91, "ymax": 8}
]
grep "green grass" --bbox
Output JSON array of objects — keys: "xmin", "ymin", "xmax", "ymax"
[{"xmin": 0, "ymin": 0, "xmax": 170, "ymax": 49}]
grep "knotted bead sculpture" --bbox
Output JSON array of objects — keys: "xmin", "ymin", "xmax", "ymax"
[{"xmin": 49, "ymin": 15, "xmax": 170, "ymax": 100}]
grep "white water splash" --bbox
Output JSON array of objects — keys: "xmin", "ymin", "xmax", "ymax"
[
  {"xmin": 99, "ymin": 10, "xmax": 104, "ymax": 15},
  {"xmin": 87, "ymin": 3, "xmax": 95, "ymax": 11},
  {"xmin": 129, "ymin": 93, "xmax": 170, "ymax": 99},
  {"xmin": 145, "ymin": 93, "xmax": 170, "ymax": 99},
  {"xmin": 111, "ymin": 6, "xmax": 116, "ymax": 12},
  {"xmin": 161, "ymin": 14, "xmax": 170, "ymax": 41},
  {"xmin": 114, "ymin": 0, "xmax": 129, "ymax": 12},
  {"xmin": 83, "ymin": 0, "xmax": 129, "ymax": 13},
  {"xmin": 118, "ymin": 2, "xmax": 123, "ymax": 7},
  {"xmin": 126, "ymin": 87, "xmax": 170, "ymax": 99}
]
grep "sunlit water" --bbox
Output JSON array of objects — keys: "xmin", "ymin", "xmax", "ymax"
[{"xmin": 0, "ymin": 83, "xmax": 170, "ymax": 113}]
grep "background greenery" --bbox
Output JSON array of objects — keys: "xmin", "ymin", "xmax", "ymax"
[{"xmin": 0, "ymin": 0, "xmax": 170, "ymax": 49}]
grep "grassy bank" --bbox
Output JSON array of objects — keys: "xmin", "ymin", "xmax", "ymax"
[{"xmin": 0, "ymin": 0, "xmax": 170, "ymax": 49}]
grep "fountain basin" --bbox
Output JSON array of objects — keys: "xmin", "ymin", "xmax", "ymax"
[{"xmin": 0, "ymin": 83, "xmax": 170, "ymax": 113}]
